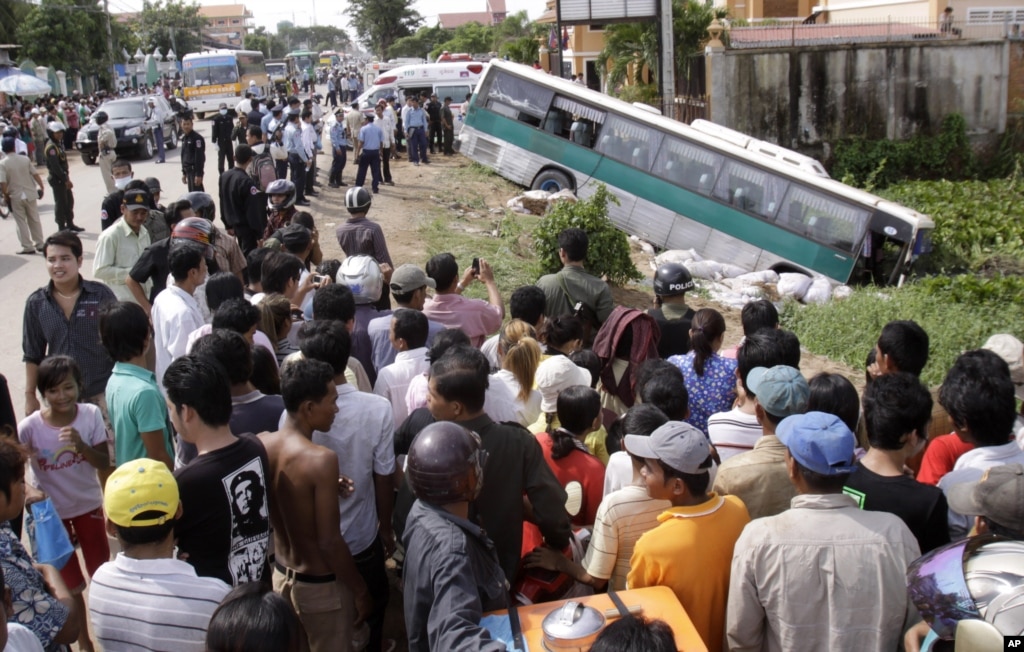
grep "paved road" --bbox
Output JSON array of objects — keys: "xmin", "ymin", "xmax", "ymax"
[{"xmin": 0, "ymin": 138, "xmax": 193, "ymax": 419}]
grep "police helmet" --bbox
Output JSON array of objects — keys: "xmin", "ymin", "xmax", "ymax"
[{"xmin": 653, "ymin": 262, "xmax": 695, "ymax": 297}]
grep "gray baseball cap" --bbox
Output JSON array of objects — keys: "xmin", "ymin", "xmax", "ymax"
[
  {"xmin": 624, "ymin": 421, "xmax": 710, "ymax": 474},
  {"xmin": 389, "ymin": 264, "xmax": 436, "ymax": 294}
]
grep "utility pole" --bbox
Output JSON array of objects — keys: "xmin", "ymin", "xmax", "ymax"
[
  {"xmin": 659, "ymin": 0, "xmax": 675, "ymax": 114},
  {"xmin": 103, "ymin": 0, "xmax": 115, "ymax": 90}
]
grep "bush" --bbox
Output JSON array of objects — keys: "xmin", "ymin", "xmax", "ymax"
[
  {"xmin": 533, "ymin": 183, "xmax": 643, "ymax": 285},
  {"xmin": 782, "ymin": 275, "xmax": 1024, "ymax": 387},
  {"xmin": 832, "ymin": 114, "xmax": 977, "ymax": 189}
]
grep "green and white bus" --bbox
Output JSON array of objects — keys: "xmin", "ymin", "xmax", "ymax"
[{"xmin": 457, "ymin": 60, "xmax": 933, "ymax": 285}]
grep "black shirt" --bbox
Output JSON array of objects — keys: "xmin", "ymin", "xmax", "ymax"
[
  {"xmin": 181, "ymin": 131, "xmax": 206, "ymax": 174},
  {"xmin": 218, "ymin": 167, "xmax": 266, "ymax": 231},
  {"xmin": 100, "ymin": 191, "xmax": 124, "ymax": 232},
  {"xmin": 174, "ymin": 435, "xmax": 271, "ymax": 585},
  {"xmin": 130, "ymin": 238, "xmax": 221, "ymax": 302},
  {"xmin": 843, "ymin": 461, "xmax": 951, "ymax": 553},
  {"xmin": 211, "ymin": 113, "xmax": 234, "ymax": 145},
  {"xmin": 648, "ymin": 306, "xmax": 694, "ymax": 359}
]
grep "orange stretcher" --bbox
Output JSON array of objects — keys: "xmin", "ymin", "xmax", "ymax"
[{"xmin": 482, "ymin": 585, "xmax": 708, "ymax": 652}]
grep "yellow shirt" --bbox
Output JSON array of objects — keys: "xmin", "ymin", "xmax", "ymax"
[{"xmin": 628, "ymin": 493, "xmax": 750, "ymax": 652}]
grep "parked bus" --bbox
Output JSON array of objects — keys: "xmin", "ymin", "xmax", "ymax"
[
  {"xmin": 458, "ymin": 60, "xmax": 933, "ymax": 285},
  {"xmin": 319, "ymin": 51, "xmax": 341, "ymax": 67},
  {"xmin": 285, "ymin": 50, "xmax": 317, "ymax": 79},
  {"xmin": 266, "ymin": 60, "xmax": 288, "ymax": 93},
  {"xmin": 181, "ymin": 50, "xmax": 269, "ymax": 116}
]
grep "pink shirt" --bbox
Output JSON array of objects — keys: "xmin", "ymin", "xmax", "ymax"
[{"xmin": 422, "ymin": 293, "xmax": 502, "ymax": 348}]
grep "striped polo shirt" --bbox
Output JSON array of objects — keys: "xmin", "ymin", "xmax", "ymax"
[{"xmin": 89, "ymin": 554, "xmax": 231, "ymax": 651}]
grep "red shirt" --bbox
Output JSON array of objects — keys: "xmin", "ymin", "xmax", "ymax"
[
  {"xmin": 917, "ymin": 433, "xmax": 974, "ymax": 485},
  {"xmin": 521, "ymin": 431, "xmax": 606, "ymax": 555}
]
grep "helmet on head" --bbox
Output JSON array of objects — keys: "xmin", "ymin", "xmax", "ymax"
[
  {"xmin": 336, "ymin": 255, "xmax": 383, "ymax": 304},
  {"xmin": 653, "ymin": 262, "xmax": 694, "ymax": 297},
  {"xmin": 407, "ymin": 422, "xmax": 487, "ymax": 505},
  {"xmin": 93, "ymin": 111, "xmax": 108, "ymax": 125},
  {"xmin": 907, "ymin": 535, "xmax": 1024, "ymax": 643},
  {"xmin": 266, "ymin": 178, "xmax": 296, "ymax": 212},
  {"xmin": 46, "ymin": 121, "xmax": 65, "ymax": 139},
  {"xmin": 172, "ymin": 217, "xmax": 214, "ymax": 247},
  {"xmin": 2, "ymin": 125, "xmax": 18, "ymax": 140},
  {"xmin": 181, "ymin": 191, "xmax": 215, "ymax": 221},
  {"xmin": 345, "ymin": 186, "xmax": 371, "ymax": 214}
]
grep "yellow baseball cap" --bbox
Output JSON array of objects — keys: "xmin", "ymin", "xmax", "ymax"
[{"xmin": 104, "ymin": 459, "xmax": 179, "ymax": 527}]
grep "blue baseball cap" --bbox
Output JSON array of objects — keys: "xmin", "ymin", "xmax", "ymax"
[
  {"xmin": 776, "ymin": 411, "xmax": 856, "ymax": 476},
  {"xmin": 747, "ymin": 365, "xmax": 809, "ymax": 418}
]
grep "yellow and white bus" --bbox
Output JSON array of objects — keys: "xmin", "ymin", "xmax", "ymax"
[{"xmin": 181, "ymin": 50, "xmax": 269, "ymax": 117}]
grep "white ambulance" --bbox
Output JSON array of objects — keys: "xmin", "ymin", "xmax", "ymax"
[{"xmin": 350, "ymin": 61, "xmax": 487, "ymax": 118}]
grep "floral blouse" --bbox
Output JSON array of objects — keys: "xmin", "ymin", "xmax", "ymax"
[
  {"xmin": 668, "ymin": 351, "xmax": 739, "ymax": 437},
  {"xmin": 0, "ymin": 521, "xmax": 68, "ymax": 650}
]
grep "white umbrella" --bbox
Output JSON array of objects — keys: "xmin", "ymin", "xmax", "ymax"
[{"xmin": 0, "ymin": 72, "xmax": 52, "ymax": 96}]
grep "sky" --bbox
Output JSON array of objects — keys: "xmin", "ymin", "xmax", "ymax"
[{"xmin": 109, "ymin": 0, "xmax": 550, "ymax": 46}]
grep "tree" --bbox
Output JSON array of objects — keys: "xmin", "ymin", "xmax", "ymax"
[
  {"xmin": 0, "ymin": 0, "xmax": 34, "ymax": 46},
  {"xmin": 387, "ymin": 23, "xmax": 447, "ymax": 59},
  {"xmin": 596, "ymin": 0, "xmax": 726, "ymax": 97},
  {"xmin": 347, "ymin": 0, "xmax": 422, "ymax": 59},
  {"xmin": 431, "ymin": 21, "xmax": 493, "ymax": 59},
  {"xmin": 494, "ymin": 12, "xmax": 547, "ymax": 64},
  {"xmin": 500, "ymin": 36, "xmax": 539, "ymax": 65},
  {"xmin": 17, "ymin": 0, "xmax": 95, "ymax": 73},
  {"xmin": 135, "ymin": 0, "xmax": 206, "ymax": 57}
]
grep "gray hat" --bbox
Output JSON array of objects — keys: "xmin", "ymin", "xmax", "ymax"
[
  {"xmin": 275, "ymin": 223, "xmax": 311, "ymax": 251},
  {"xmin": 947, "ymin": 464, "xmax": 1024, "ymax": 531},
  {"xmin": 625, "ymin": 421, "xmax": 710, "ymax": 474},
  {"xmin": 144, "ymin": 177, "xmax": 161, "ymax": 193},
  {"xmin": 389, "ymin": 264, "xmax": 436, "ymax": 294},
  {"xmin": 747, "ymin": 366, "xmax": 809, "ymax": 418}
]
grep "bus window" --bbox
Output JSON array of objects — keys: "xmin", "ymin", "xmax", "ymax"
[
  {"xmin": 776, "ymin": 186, "xmax": 871, "ymax": 253},
  {"xmin": 486, "ymin": 71, "xmax": 553, "ymax": 128},
  {"xmin": 653, "ymin": 136, "xmax": 723, "ymax": 195},
  {"xmin": 543, "ymin": 95, "xmax": 604, "ymax": 147},
  {"xmin": 596, "ymin": 114, "xmax": 663, "ymax": 172},
  {"xmin": 712, "ymin": 161, "xmax": 788, "ymax": 219},
  {"xmin": 184, "ymin": 57, "xmax": 238, "ymax": 87}
]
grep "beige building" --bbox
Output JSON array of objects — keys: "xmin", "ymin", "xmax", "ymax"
[
  {"xmin": 197, "ymin": 4, "xmax": 254, "ymax": 48},
  {"xmin": 537, "ymin": 1, "xmax": 607, "ymax": 90},
  {"xmin": 438, "ymin": 0, "xmax": 508, "ymax": 29}
]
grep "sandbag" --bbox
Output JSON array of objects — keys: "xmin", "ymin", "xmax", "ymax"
[
  {"xmin": 777, "ymin": 273, "xmax": 813, "ymax": 300},
  {"xmin": 802, "ymin": 277, "xmax": 832, "ymax": 305}
]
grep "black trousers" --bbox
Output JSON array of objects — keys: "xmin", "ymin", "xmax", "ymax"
[
  {"xmin": 428, "ymin": 121, "xmax": 442, "ymax": 153},
  {"xmin": 352, "ymin": 536, "xmax": 390, "ymax": 652},
  {"xmin": 355, "ymin": 149, "xmax": 381, "ymax": 191},
  {"xmin": 381, "ymin": 146, "xmax": 391, "ymax": 182},
  {"xmin": 234, "ymin": 223, "xmax": 260, "ymax": 255},
  {"xmin": 49, "ymin": 181, "xmax": 74, "ymax": 229},
  {"xmin": 288, "ymin": 153, "xmax": 307, "ymax": 201},
  {"xmin": 217, "ymin": 141, "xmax": 234, "ymax": 175}
]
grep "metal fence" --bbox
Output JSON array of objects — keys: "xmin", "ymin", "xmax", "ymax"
[
  {"xmin": 665, "ymin": 95, "xmax": 708, "ymax": 123},
  {"xmin": 727, "ymin": 16, "xmax": 1017, "ymax": 48}
]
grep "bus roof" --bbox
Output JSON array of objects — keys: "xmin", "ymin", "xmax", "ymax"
[
  {"xmin": 183, "ymin": 49, "xmax": 264, "ymax": 60},
  {"xmin": 286, "ymin": 50, "xmax": 317, "ymax": 57},
  {"xmin": 483, "ymin": 59, "xmax": 934, "ymax": 231}
]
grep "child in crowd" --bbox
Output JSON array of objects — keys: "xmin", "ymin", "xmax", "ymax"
[{"xmin": 18, "ymin": 356, "xmax": 110, "ymax": 652}]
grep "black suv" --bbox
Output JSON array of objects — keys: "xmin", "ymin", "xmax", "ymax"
[{"xmin": 75, "ymin": 95, "xmax": 179, "ymax": 164}]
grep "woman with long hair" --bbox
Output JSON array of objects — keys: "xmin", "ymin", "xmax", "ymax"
[
  {"xmin": 492, "ymin": 320, "xmax": 542, "ymax": 426},
  {"xmin": 667, "ymin": 308, "xmax": 738, "ymax": 436}
]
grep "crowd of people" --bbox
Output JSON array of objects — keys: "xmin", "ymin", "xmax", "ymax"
[{"xmin": 0, "ymin": 77, "xmax": 1020, "ymax": 652}]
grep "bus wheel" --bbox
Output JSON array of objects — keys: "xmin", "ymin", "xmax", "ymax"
[{"xmin": 532, "ymin": 170, "xmax": 573, "ymax": 193}]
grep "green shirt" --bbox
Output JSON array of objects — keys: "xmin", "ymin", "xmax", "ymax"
[
  {"xmin": 536, "ymin": 265, "xmax": 614, "ymax": 324},
  {"xmin": 93, "ymin": 217, "xmax": 152, "ymax": 303},
  {"xmin": 106, "ymin": 362, "xmax": 174, "ymax": 466}
]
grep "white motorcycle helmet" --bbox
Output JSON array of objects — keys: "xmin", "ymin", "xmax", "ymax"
[{"xmin": 336, "ymin": 255, "xmax": 382, "ymax": 305}]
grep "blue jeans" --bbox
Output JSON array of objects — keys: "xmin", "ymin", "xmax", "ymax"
[{"xmin": 408, "ymin": 127, "xmax": 428, "ymax": 164}]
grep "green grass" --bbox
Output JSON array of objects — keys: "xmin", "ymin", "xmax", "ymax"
[{"xmin": 782, "ymin": 279, "xmax": 1024, "ymax": 387}]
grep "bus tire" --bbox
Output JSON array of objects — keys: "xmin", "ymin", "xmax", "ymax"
[{"xmin": 532, "ymin": 169, "xmax": 573, "ymax": 193}]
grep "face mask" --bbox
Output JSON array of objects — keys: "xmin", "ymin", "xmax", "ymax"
[
  {"xmin": 114, "ymin": 176, "xmax": 132, "ymax": 190},
  {"xmin": 220, "ymin": 109, "xmax": 228, "ymax": 115}
]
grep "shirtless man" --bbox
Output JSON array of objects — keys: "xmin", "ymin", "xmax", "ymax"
[{"xmin": 259, "ymin": 358, "xmax": 371, "ymax": 651}]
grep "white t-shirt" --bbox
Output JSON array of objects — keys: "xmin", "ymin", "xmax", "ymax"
[
  {"xmin": 5, "ymin": 622, "xmax": 44, "ymax": 652},
  {"xmin": 18, "ymin": 405, "xmax": 106, "ymax": 518},
  {"xmin": 490, "ymin": 369, "xmax": 541, "ymax": 427},
  {"xmin": 708, "ymin": 407, "xmax": 762, "ymax": 461}
]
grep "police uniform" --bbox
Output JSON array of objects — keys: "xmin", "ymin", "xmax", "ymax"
[
  {"xmin": 648, "ymin": 306, "xmax": 695, "ymax": 359},
  {"xmin": 218, "ymin": 165, "xmax": 265, "ymax": 255},
  {"xmin": 44, "ymin": 137, "xmax": 76, "ymax": 231},
  {"xmin": 100, "ymin": 191, "xmax": 123, "ymax": 232},
  {"xmin": 181, "ymin": 129, "xmax": 206, "ymax": 192},
  {"xmin": 97, "ymin": 123, "xmax": 118, "ymax": 194},
  {"xmin": 211, "ymin": 111, "xmax": 235, "ymax": 174}
]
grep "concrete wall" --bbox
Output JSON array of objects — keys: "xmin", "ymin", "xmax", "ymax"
[{"xmin": 708, "ymin": 39, "xmax": 1008, "ymax": 157}]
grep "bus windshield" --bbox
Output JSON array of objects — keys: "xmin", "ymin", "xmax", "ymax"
[{"xmin": 183, "ymin": 56, "xmax": 238, "ymax": 87}]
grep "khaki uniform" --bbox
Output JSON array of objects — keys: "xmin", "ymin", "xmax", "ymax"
[{"xmin": 97, "ymin": 124, "xmax": 117, "ymax": 194}]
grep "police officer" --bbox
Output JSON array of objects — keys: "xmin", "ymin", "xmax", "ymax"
[
  {"xmin": 648, "ymin": 262, "xmax": 696, "ymax": 359},
  {"xmin": 95, "ymin": 110, "xmax": 118, "ymax": 194},
  {"xmin": 43, "ymin": 122, "xmax": 81, "ymax": 232},
  {"xmin": 180, "ymin": 112, "xmax": 206, "ymax": 192},
  {"xmin": 212, "ymin": 102, "xmax": 235, "ymax": 174},
  {"xmin": 219, "ymin": 144, "xmax": 266, "ymax": 255}
]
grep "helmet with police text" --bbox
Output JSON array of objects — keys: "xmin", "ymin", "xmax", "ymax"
[
  {"xmin": 407, "ymin": 422, "xmax": 487, "ymax": 505},
  {"xmin": 345, "ymin": 186, "xmax": 371, "ymax": 214},
  {"xmin": 907, "ymin": 535, "xmax": 1024, "ymax": 643},
  {"xmin": 266, "ymin": 178, "xmax": 296, "ymax": 212},
  {"xmin": 336, "ymin": 255, "xmax": 383, "ymax": 304},
  {"xmin": 93, "ymin": 111, "xmax": 108, "ymax": 125},
  {"xmin": 653, "ymin": 262, "xmax": 694, "ymax": 297},
  {"xmin": 181, "ymin": 191, "xmax": 215, "ymax": 221}
]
